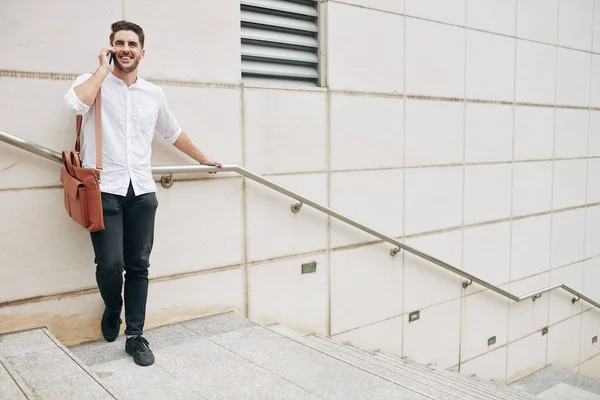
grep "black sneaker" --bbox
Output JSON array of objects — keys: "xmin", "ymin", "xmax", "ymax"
[
  {"xmin": 101, "ymin": 306, "xmax": 122, "ymax": 342},
  {"xmin": 125, "ymin": 336, "xmax": 155, "ymax": 366}
]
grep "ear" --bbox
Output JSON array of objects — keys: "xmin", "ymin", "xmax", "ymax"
[{"xmin": 140, "ymin": 48, "xmax": 146, "ymax": 60}]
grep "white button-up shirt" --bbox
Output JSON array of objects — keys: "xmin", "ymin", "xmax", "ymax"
[{"xmin": 64, "ymin": 73, "xmax": 182, "ymax": 196}]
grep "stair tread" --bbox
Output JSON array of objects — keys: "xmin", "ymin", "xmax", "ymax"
[
  {"xmin": 0, "ymin": 328, "xmax": 113, "ymax": 400},
  {"xmin": 210, "ymin": 324, "xmax": 432, "ymax": 399},
  {"xmin": 536, "ymin": 383, "xmax": 600, "ymax": 400},
  {"xmin": 0, "ymin": 360, "xmax": 27, "ymax": 400},
  {"xmin": 149, "ymin": 336, "xmax": 319, "ymax": 399},
  {"xmin": 510, "ymin": 366, "xmax": 600, "ymax": 396}
]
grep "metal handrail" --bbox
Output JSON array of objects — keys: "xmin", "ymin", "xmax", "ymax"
[{"xmin": 1, "ymin": 128, "xmax": 599, "ymax": 310}]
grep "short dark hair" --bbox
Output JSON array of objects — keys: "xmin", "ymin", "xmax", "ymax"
[{"xmin": 110, "ymin": 20, "xmax": 145, "ymax": 48}]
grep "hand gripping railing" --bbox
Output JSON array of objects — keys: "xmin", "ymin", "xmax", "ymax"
[{"xmin": 1, "ymin": 128, "xmax": 599, "ymax": 310}]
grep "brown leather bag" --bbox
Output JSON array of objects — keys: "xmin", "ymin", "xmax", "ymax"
[{"xmin": 60, "ymin": 89, "xmax": 104, "ymax": 232}]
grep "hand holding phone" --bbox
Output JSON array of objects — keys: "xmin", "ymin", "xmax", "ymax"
[{"xmin": 99, "ymin": 48, "xmax": 115, "ymax": 70}]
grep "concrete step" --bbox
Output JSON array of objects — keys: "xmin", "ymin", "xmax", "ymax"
[
  {"xmin": 267, "ymin": 324, "xmax": 478, "ymax": 400},
  {"xmin": 510, "ymin": 365, "xmax": 600, "ymax": 398},
  {"xmin": 535, "ymin": 383, "xmax": 600, "ymax": 400},
  {"xmin": 269, "ymin": 324, "xmax": 534, "ymax": 400},
  {"xmin": 373, "ymin": 351, "xmax": 533, "ymax": 400},
  {"xmin": 0, "ymin": 328, "xmax": 115, "ymax": 400},
  {"xmin": 209, "ymin": 322, "xmax": 431, "ymax": 399},
  {"xmin": 71, "ymin": 313, "xmax": 318, "ymax": 400},
  {"xmin": 302, "ymin": 333, "xmax": 534, "ymax": 400},
  {"xmin": 0, "ymin": 357, "xmax": 28, "ymax": 400}
]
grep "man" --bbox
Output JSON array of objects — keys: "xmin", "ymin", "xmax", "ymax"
[{"xmin": 64, "ymin": 20, "xmax": 221, "ymax": 367}]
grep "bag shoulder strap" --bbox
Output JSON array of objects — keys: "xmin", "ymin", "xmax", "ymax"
[{"xmin": 75, "ymin": 89, "xmax": 103, "ymax": 170}]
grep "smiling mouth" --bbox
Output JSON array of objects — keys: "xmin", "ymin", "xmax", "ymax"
[{"xmin": 119, "ymin": 56, "xmax": 132, "ymax": 62}]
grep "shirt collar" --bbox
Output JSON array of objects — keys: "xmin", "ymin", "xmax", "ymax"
[{"xmin": 108, "ymin": 72, "xmax": 140, "ymax": 88}]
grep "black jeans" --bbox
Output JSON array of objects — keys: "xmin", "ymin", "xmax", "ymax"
[{"xmin": 90, "ymin": 182, "xmax": 158, "ymax": 336}]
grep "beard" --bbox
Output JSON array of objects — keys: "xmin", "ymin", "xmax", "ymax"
[{"xmin": 114, "ymin": 54, "xmax": 140, "ymax": 73}]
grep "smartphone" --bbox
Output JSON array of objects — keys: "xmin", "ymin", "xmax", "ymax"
[{"xmin": 109, "ymin": 52, "xmax": 114, "ymax": 65}]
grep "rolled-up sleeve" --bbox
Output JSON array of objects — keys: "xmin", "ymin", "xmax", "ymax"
[
  {"xmin": 64, "ymin": 73, "xmax": 93, "ymax": 115},
  {"xmin": 154, "ymin": 88, "xmax": 182, "ymax": 144}
]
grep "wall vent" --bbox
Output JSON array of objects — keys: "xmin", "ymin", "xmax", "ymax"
[{"xmin": 241, "ymin": 0, "xmax": 319, "ymax": 87}]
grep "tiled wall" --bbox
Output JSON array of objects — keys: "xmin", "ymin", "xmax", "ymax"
[{"xmin": 1, "ymin": 0, "xmax": 600, "ymax": 384}]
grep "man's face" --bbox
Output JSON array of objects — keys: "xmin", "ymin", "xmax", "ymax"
[{"xmin": 112, "ymin": 30, "xmax": 145, "ymax": 73}]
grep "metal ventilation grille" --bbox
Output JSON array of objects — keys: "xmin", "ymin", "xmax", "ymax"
[{"xmin": 241, "ymin": 0, "xmax": 319, "ymax": 86}]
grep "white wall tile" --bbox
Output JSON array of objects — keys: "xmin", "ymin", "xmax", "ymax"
[
  {"xmin": 465, "ymin": 104, "xmax": 513, "ymax": 163},
  {"xmin": 552, "ymin": 209, "xmax": 586, "ymax": 268},
  {"xmin": 330, "ymin": 94, "xmax": 403, "ymax": 170},
  {"xmin": 586, "ymin": 207, "xmax": 600, "ymax": 258},
  {"xmin": 547, "ymin": 316, "xmax": 582, "ymax": 369},
  {"xmin": 589, "ymin": 159, "xmax": 600, "ymax": 204},
  {"xmin": 0, "ymin": 0, "xmax": 122, "ymax": 73},
  {"xmin": 336, "ymin": 0, "xmax": 404, "ymax": 14},
  {"xmin": 126, "ymin": 0, "xmax": 241, "ymax": 82},
  {"xmin": 592, "ymin": 56, "xmax": 600, "ymax": 108},
  {"xmin": 330, "ymin": 243, "xmax": 403, "ymax": 334},
  {"xmin": 0, "ymin": 189, "xmax": 95, "ymax": 302},
  {"xmin": 466, "ymin": 0, "xmax": 516, "ymax": 36},
  {"xmin": 549, "ymin": 263, "xmax": 584, "ymax": 324},
  {"xmin": 554, "ymin": 109, "xmax": 590, "ymax": 159},
  {"xmin": 583, "ymin": 258, "xmax": 600, "ymax": 310},
  {"xmin": 330, "ymin": 170, "xmax": 403, "ymax": 248},
  {"xmin": 405, "ymin": 100, "xmax": 464, "ymax": 166},
  {"xmin": 246, "ymin": 173, "xmax": 328, "ymax": 262},
  {"xmin": 466, "ymin": 31, "xmax": 515, "ymax": 101},
  {"xmin": 153, "ymin": 86, "xmax": 242, "ymax": 166},
  {"xmin": 404, "ymin": 230, "xmax": 463, "ymax": 312},
  {"xmin": 558, "ymin": 0, "xmax": 594, "ymax": 51},
  {"xmin": 0, "ymin": 79, "xmax": 85, "ymax": 190},
  {"xmin": 406, "ymin": 19, "xmax": 466, "ymax": 98},
  {"xmin": 460, "ymin": 346, "xmax": 507, "ymax": 384},
  {"xmin": 512, "ymin": 162, "xmax": 554, "ymax": 216},
  {"xmin": 463, "ymin": 223, "xmax": 511, "ymax": 290},
  {"xmin": 506, "ymin": 332, "xmax": 548, "ymax": 383},
  {"xmin": 553, "ymin": 159, "xmax": 588, "ymax": 210},
  {"xmin": 580, "ymin": 310, "xmax": 600, "ymax": 362},
  {"xmin": 595, "ymin": 0, "xmax": 600, "ymax": 53},
  {"xmin": 590, "ymin": 112, "xmax": 600, "ymax": 157},
  {"xmin": 146, "ymin": 268, "xmax": 245, "ymax": 329},
  {"xmin": 405, "ymin": 0, "xmax": 466, "ymax": 25},
  {"xmin": 405, "ymin": 167, "xmax": 463, "ymax": 235},
  {"xmin": 514, "ymin": 107, "xmax": 555, "ymax": 161},
  {"xmin": 248, "ymin": 254, "xmax": 328, "ymax": 336},
  {"xmin": 515, "ymin": 40, "xmax": 557, "ymax": 105},
  {"xmin": 332, "ymin": 316, "xmax": 403, "ymax": 357},
  {"xmin": 509, "ymin": 273, "xmax": 550, "ymax": 341},
  {"xmin": 464, "ymin": 164, "xmax": 512, "ymax": 224},
  {"xmin": 461, "ymin": 288, "xmax": 510, "ymax": 361},
  {"xmin": 327, "ymin": 2, "xmax": 404, "ymax": 93},
  {"xmin": 244, "ymin": 89, "xmax": 327, "ymax": 175},
  {"xmin": 152, "ymin": 179, "xmax": 245, "ymax": 276},
  {"xmin": 580, "ymin": 354, "xmax": 600, "ymax": 379},
  {"xmin": 511, "ymin": 215, "xmax": 552, "ymax": 281},
  {"xmin": 557, "ymin": 49, "xmax": 592, "ymax": 107},
  {"xmin": 517, "ymin": 0, "xmax": 559, "ymax": 44},
  {"xmin": 403, "ymin": 299, "xmax": 461, "ymax": 369}
]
